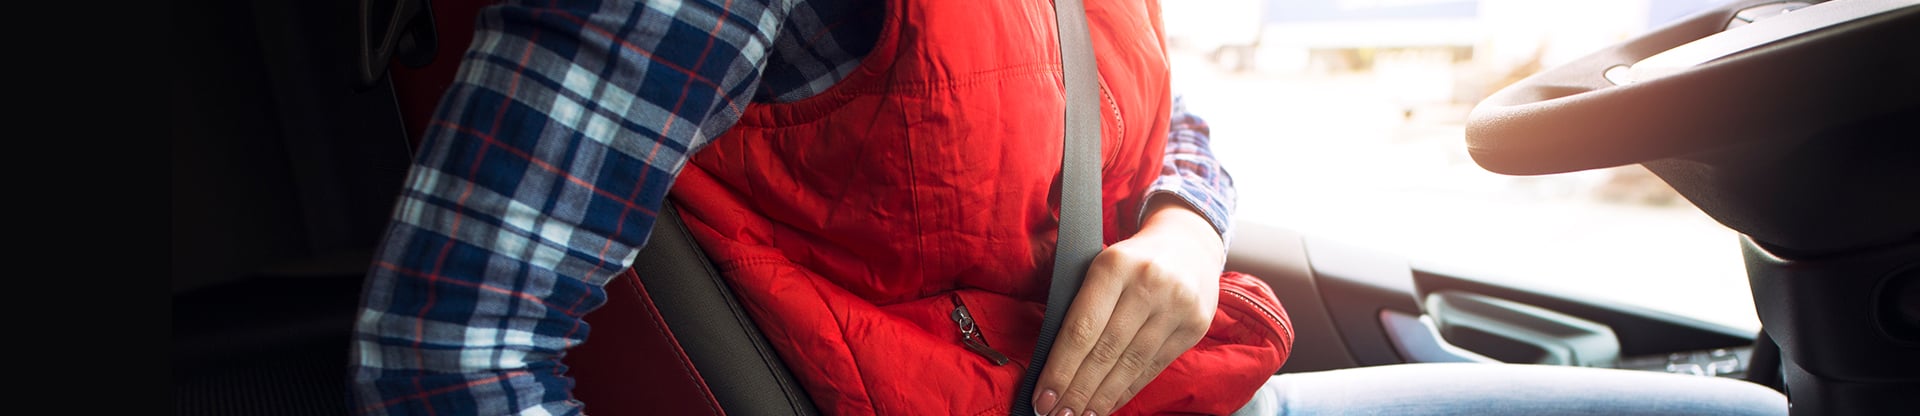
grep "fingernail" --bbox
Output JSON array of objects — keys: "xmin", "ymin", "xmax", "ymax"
[
  {"xmin": 1056, "ymin": 409, "xmax": 1073, "ymax": 416},
  {"xmin": 1085, "ymin": 412, "xmax": 1097, "ymax": 416},
  {"xmin": 1034, "ymin": 389, "xmax": 1057, "ymax": 415}
]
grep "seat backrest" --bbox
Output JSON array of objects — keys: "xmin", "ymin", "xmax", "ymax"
[{"xmin": 380, "ymin": 3, "xmax": 817, "ymax": 415}]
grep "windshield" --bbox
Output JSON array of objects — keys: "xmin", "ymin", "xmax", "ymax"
[{"xmin": 1164, "ymin": 0, "xmax": 1758, "ymax": 332}]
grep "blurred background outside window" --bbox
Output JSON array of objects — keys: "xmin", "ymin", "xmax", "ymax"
[{"xmin": 1161, "ymin": 0, "xmax": 1758, "ymax": 332}]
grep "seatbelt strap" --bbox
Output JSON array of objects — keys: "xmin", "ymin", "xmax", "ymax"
[{"xmin": 1012, "ymin": 0, "xmax": 1101, "ymax": 414}]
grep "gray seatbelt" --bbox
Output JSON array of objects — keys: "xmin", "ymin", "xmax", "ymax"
[{"xmin": 1012, "ymin": 0, "xmax": 1101, "ymax": 414}]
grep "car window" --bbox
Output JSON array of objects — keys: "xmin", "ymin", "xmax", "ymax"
[{"xmin": 1164, "ymin": 0, "xmax": 1759, "ymax": 332}]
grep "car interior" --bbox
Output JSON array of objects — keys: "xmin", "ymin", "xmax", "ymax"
[{"xmin": 173, "ymin": 0, "xmax": 1916, "ymax": 415}]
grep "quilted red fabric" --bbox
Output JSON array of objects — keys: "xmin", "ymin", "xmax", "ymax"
[{"xmin": 661, "ymin": 0, "xmax": 1294, "ymax": 414}]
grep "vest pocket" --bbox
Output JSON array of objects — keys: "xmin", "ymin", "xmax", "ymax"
[{"xmin": 949, "ymin": 292, "xmax": 1012, "ymax": 365}]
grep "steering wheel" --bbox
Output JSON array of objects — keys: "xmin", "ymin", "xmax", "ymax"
[
  {"xmin": 1466, "ymin": 0, "xmax": 1915, "ymax": 177},
  {"xmin": 1464, "ymin": 1, "xmax": 1919, "ymax": 415}
]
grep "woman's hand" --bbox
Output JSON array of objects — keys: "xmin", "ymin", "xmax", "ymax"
[{"xmin": 1031, "ymin": 195, "xmax": 1226, "ymax": 416}]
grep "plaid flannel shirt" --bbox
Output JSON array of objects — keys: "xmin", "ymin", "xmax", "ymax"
[{"xmin": 348, "ymin": 0, "xmax": 1238, "ymax": 414}]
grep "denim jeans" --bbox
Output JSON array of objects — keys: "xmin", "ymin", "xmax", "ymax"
[{"xmin": 1231, "ymin": 363, "xmax": 1787, "ymax": 415}]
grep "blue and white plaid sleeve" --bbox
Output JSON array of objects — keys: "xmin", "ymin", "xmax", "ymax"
[
  {"xmin": 346, "ymin": 0, "xmax": 794, "ymax": 414},
  {"xmin": 1144, "ymin": 95, "xmax": 1239, "ymax": 245}
]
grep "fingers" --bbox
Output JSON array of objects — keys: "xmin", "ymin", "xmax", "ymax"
[
  {"xmin": 1081, "ymin": 311, "xmax": 1183, "ymax": 416},
  {"xmin": 1116, "ymin": 323, "xmax": 1201, "ymax": 411},
  {"xmin": 1052, "ymin": 287, "xmax": 1158, "ymax": 416},
  {"xmin": 1032, "ymin": 235, "xmax": 1220, "ymax": 416},
  {"xmin": 1034, "ymin": 257, "xmax": 1127, "ymax": 416}
]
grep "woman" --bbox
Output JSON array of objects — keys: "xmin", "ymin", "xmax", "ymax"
[{"xmin": 346, "ymin": 1, "xmax": 1785, "ymax": 415}]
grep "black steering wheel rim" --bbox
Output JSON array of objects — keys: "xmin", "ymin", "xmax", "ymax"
[{"xmin": 1464, "ymin": 0, "xmax": 1919, "ymax": 176}]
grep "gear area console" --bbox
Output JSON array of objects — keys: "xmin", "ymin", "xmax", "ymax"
[{"xmin": 1225, "ymin": 221, "xmax": 1766, "ymax": 384}]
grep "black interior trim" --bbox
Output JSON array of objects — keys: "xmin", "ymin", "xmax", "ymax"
[
  {"xmin": 1228, "ymin": 221, "xmax": 1767, "ymax": 373},
  {"xmin": 1300, "ymin": 235, "xmax": 1425, "ymax": 366},
  {"xmin": 1423, "ymin": 290, "xmax": 1622, "ymax": 367},
  {"xmin": 1411, "ymin": 268, "xmax": 1755, "ymax": 357},
  {"xmin": 1378, "ymin": 309, "xmax": 1498, "ymax": 364},
  {"xmin": 1743, "ymin": 234, "xmax": 1920, "ymax": 414}
]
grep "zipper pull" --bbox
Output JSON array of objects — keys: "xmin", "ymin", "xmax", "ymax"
[{"xmin": 949, "ymin": 293, "xmax": 1011, "ymax": 366}]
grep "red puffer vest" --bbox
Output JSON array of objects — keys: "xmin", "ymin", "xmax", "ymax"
[{"xmin": 666, "ymin": 0, "xmax": 1293, "ymax": 414}]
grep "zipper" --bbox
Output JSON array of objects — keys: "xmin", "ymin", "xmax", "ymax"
[
  {"xmin": 1221, "ymin": 285, "xmax": 1290, "ymax": 342},
  {"xmin": 949, "ymin": 293, "xmax": 1011, "ymax": 365}
]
